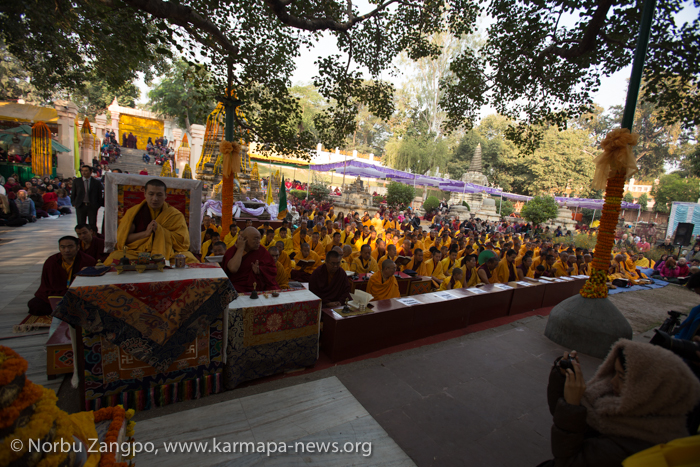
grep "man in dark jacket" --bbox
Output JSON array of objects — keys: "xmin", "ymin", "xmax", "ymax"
[
  {"xmin": 71, "ymin": 165, "xmax": 103, "ymax": 231},
  {"xmin": 28, "ymin": 236, "xmax": 96, "ymax": 316}
]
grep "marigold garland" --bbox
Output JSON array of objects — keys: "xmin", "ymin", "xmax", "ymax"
[
  {"xmin": 94, "ymin": 405, "xmax": 130, "ymax": 467},
  {"xmin": 0, "ymin": 346, "xmax": 27, "ymax": 387},
  {"xmin": 31, "ymin": 121, "xmax": 53, "ymax": 177},
  {"xmin": 35, "ymin": 409, "xmax": 73, "ymax": 467},
  {"xmin": 580, "ymin": 129, "xmax": 639, "ymax": 299},
  {"xmin": 0, "ymin": 380, "xmax": 42, "ymax": 429},
  {"xmin": 1, "ymin": 387, "xmax": 62, "ymax": 465},
  {"xmin": 219, "ymin": 140, "xmax": 241, "ymax": 233}
]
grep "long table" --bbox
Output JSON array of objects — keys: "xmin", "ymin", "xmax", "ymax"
[{"xmin": 321, "ymin": 278, "xmax": 586, "ymax": 362}]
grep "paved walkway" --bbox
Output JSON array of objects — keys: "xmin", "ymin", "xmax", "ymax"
[{"xmin": 1, "ymin": 218, "xmax": 695, "ymax": 466}]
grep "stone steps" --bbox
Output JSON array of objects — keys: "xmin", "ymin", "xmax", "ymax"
[{"xmin": 108, "ymin": 147, "xmax": 161, "ymax": 176}]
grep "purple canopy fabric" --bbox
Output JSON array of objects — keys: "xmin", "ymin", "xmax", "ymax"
[{"xmin": 309, "ymin": 159, "xmax": 641, "ymax": 209}]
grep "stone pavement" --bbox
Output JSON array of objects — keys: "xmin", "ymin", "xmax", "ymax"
[{"xmin": 1, "ymin": 218, "xmax": 694, "ymax": 466}]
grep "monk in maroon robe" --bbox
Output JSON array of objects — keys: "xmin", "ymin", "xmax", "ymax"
[
  {"xmin": 309, "ymin": 249, "xmax": 351, "ymax": 307},
  {"xmin": 28, "ymin": 236, "xmax": 96, "ymax": 316},
  {"xmin": 223, "ymin": 227, "xmax": 278, "ymax": 292},
  {"xmin": 75, "ymin": 223, "xmax": 106, "ymax": 261}
]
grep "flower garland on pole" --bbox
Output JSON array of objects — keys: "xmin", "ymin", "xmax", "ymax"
[
  {"xmin": 219, "ymin": 140, "xmax": 241, "ymax": 232},
  {"xmin": 579, "ymin": 128, "xmax": 639, "ymax": 299},
  {"xmin": 31, "ymin": 121, "xmax": 52, "ymax": 177}
]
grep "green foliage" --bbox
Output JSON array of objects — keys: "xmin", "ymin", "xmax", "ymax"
[
  {"xmin": 308, "ymin": 182, "xmax": 330, "ymax": 202},
  {"xmin": 0, "ymin": 41, "xmax": 34, "ymax": 101},
  {"xmin": 623, "ymin": 192, "xmax": 634, "ymax": 203},
  {"xmin": 651, "ymin": 173, "xmax": 700, "ymax": 213},
  {"xmin": 520, "ymin": 196, "xmax": 559, "ymax": 225},
  {"xmin": 386, "ymin": 182, "xmax": 416, "ymax": 209},
  {"xmin": 70, "ymin": 74, "xmax": 139, "ymax": 117},
  {"xmin": 148, "ymin": 60, "xmax": 216, "ymax": 131},
  {"xmin": 462, "ymin": 201, "xmax": 470, "ymax": 210},
  {"xmin": 581, "ymin": 208, "xmax": 601, "ymax": 225},
  {"xmin": 638, "ymin": 193, "xmax": 649, "ymax": 211},
  {"xmin": 497, "ymin": 198, "xmax": 515, "ymax": 217},
  {"xmin": 423, "ymin": 195, "xmax": 440, "ymax": 212},
  {"xmin": 441, "ymin": 0, "xmax": 700, "ymax": 151},
  {"xmin": 552, "ymin": 233, "xmax": 597, "ymax": 251},
  {"xmin": 373, "ymin": 195, "xmax": 386, "ymax": 206},
  {"xmin": 290, "ymin": 189, "xmax": 307, "ymax": 200},
  {"xmin": 383, "ymin": 133, "xmax": 451, "ymax": 175}
]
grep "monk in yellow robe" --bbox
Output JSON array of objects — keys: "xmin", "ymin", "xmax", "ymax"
[
  {"xmin": 293, "ymin": 226, "xmax": 309, "ymax": 251},
  {"xmin": 223, "ymin": 223, "xmax": 239, "ymax": 248},
  {"xmin": 377, "ymin": 244, "xmax": 399, "ymax": 269},
  {"xmin": 275, "ymin": 240, "xmax": 293, "ymax": 275},
  {"xmin": 291, "ymin": 242, "xmax": 321, "ymax": 281},
  {"xmin": 609, "ymin": 254, "xmax": 644, "ymax": 284},
  {"xmin": 438, "ymin": 268, "xmax": 464, "ymax": 291},
  {"xmin": 459, "ymin": 254, "xmax": 481, "ymax": 287},
  {"xmin": 493, "ymin": 249, "xmax": 518, "ymax": 284},
  {"xmin": 371, "ymin": 213, "xmax": 384, "ymax": 234},
  {"xmin": 325, "ymin": 231, "xmax": 343, "ymax": 253},
  {"xmin": 268, "ymin": 246, "xmax": 290, "ymax": 289},
  {"xmin": 425, "ymin": 249, "xmax": 446, "ymax": 284},
  {"xmin": 273, "ymin": 227, "xmax": 294, "ymax": 256},
  {"xmin": 351, "ymin": 244, "xmax": 379, "ymax": 274},
  {"xmin": 405, "ymin": 248, "xmax": 430, "ymax": 276},
  {"xmin": 340, "ymin": 245, "xmax": 354, "ymax": 271},
  {"xmin": 440, "ymin": 248, "xmax": 461, "ymax": 277},
  {"xmin": 553, "ymin": 252, "xmax": 575, "ymax": 277},
  {"xmin": 105, "ymin": 179, "xmax": 198, "ymax": 265},
  {"xmin": 310, "ymin": 232, "xmax": 326, "ymax": 258},
  {"xmin": 367, "ymin": 259, "xmax": 400, "ymax": 300},
  {"xmin": 634, "ymin": 253, "xmax": 655, "ymax": 269}
]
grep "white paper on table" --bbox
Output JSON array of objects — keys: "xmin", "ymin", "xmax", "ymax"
[
  {"xmin": 559, "ymin": 276, "xmax": 574, "ymax": 281},
  {"xmin": 332, "ymin": 311, "xmax": 344, "ymax": 319},
  {"xmin": 573, "ymin": 275, "xmax": 589, "ymax": 279},
  {"xmin": 396, "ymin": 297, "xmax": 422, "ymax": 306},
  {"xmin": 350, "ymin": 289, "xmax": 373, "ymax": 307},
  {"xmin": 552, "ymin": 278, "xmax": 565, "ymax": 282},
  {"xmin": 493, "ymin": 284, "xmax": 513, "ymax": 290},
  {"xmin": 538, "ymin": 276, "xmax": 555, "ymax": 281},
  {"xmin": 466, "ymin": 287, "xmax": 486, "ymax": 294},
  {"xmin": 206, "ymin": 255, "xmax": 224, "ymax": 263},
  {"xmin": 516, "ymin": 281, "xmax": 531, "ymax": 287},
  {"xmin": 433, "ymin": 291, "xmax": 461, "ymax": 300}
]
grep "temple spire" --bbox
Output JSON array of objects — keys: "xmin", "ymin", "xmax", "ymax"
[{"xmin": 468, "ymin": 143, "xmax": 482, "ymax": 173}]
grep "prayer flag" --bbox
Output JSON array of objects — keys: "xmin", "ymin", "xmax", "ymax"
[{"xmin": 278, "ymin": 176, "xmax": 288, "ymax": 220}]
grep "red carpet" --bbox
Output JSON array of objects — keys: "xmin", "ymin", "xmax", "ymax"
[{"xmin": 237, "ymin": 306, "xmax": 554, "ymax": 389}]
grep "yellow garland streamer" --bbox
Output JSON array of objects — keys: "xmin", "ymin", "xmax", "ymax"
[
  {"xmin": 31, "ymin": 121, "xmax": 52, "ymax": 177},
  {"xmin": 160, "ymin": 160, "xmax": 173, "ymax": 177},
  {"xmin": 591, "ymin": 128, "xmax": 639, "ymax": 190},
  {"xmin": 182, "ymin": 163, "xmax": 193, "ymax": 179},
  {"xmin": 219, "ymin": 140, "xmax": 241, "ymax": 178}
]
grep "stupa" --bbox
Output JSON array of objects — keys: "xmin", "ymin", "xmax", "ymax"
[{"xmin": 452, "ymin": 143, "xmax": 489, "ymax": 213}]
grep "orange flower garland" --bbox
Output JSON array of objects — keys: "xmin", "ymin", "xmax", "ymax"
[
  {"xmin": 580, "ymin": 129, "xmax": 639, "ymax": 299},
  {"xmin": 94, "ymin": 405, "xmax": 130, "ymax": 467},
  {"xmin": 0, "ymin": 346, "xmax": 27, "ymax": 386},
  {"xmin": 220, "ymin": 140, "xmax": 241, "ymax": 232},
  {"xmin": 0, "ymin": 380, "xmax": 42, "ymax": 429}
]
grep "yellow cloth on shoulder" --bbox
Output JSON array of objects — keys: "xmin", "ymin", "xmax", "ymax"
[
  {"xmin": 223, "ymin": 232, "xmax": 238, "ymax": 248},
  {"xmin": 276, "ymin": 261, "xmax": 290, "ymax": 289},
  {"xmin": 351, "ymin": 256, "xmax": 378, "ymax": 274},
  {"xmin": 438, "ymin": 276, "xmax": 462, "ymax": 291},
  {"xmin": 273, "ymin": 235, "xmax": 294, "ymax": 255},
  {"xmin": 294, "ymin": 251, "xmax": 321, "ymax": 274},
  {"xmin": 425, "ymin": 258, "xmax": 445, "ymax": 280},
  {"xmin": 493, "ymin": 258, "xmax": 516, "ymax": 284},
  {"xmin": 105, "ymin": 200, "xmax": 197, "ymax": 265},
  {"xmin": 367, "ymin": 273, "xmax": 400, "ymax": 300},
  {"xmin": 404, "ymin": 257, "xmax": 430, "ymax": 276}
]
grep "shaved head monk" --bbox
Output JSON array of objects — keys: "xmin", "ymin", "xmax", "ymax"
[
  {"xmin": 366, "ymin": 259, "xmax": 400, "ymax": 300},
  {"xmin": 223, "ymin": 226, "xmax": 278, "ymax": 292},
  {"xmin": 268, "ymin": 246, "xmax": 290, "ymax": 289},
  {"xmin": 75, "ymin": 223, "xmax": 106, "ymax": 262},
  {"xmin": 28, "ymin": 236, "xmax": 96, "ymax": 316},
  {"xmin": 309, "ymin": 250, "xmax": 352, "ymax": 307},
  {"xmin": 105, "ymin": 179, "xmax": 198, "ymax": 265}
]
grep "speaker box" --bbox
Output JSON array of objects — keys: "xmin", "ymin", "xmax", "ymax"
[{"xmin": 673, "ymin": 222, "xmax": 694, "ymax": 246}]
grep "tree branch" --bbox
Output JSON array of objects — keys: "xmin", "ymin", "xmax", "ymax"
[
  {"xmin": 264, "ymin": 0, "xmax": 401, "ymax": 32},
  {"xmin": 538, "ymin": 0, "xmax": 615, "ymax": 60},
  {"xmin": 98, "ymin": 0, "xmax": 239, "ymax": 56}
]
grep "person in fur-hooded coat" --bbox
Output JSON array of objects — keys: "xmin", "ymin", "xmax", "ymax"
[{"xmin": 540, "ymin": 339, "xmax": 700, "ymax": 467}]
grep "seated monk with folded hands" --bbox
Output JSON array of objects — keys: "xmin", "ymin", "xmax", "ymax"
[
  {"xmin": 224, "ymin": 226, "xmax": 278, "ymax": 292},
  {"xmin": 309, "ymin": 250, "xmax": 351, "ymax": 307},
  {"xmin": 367, "ymin": 259, "xmax": 400, "ymax": 300},
  {"xmin": 105, "ymin": 179, "xmax": 198, "ymax": 265}
]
